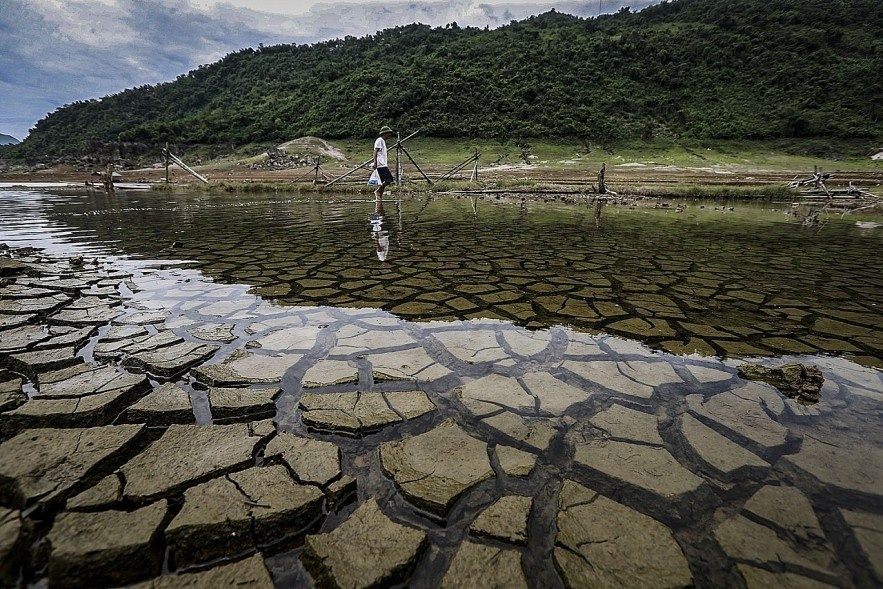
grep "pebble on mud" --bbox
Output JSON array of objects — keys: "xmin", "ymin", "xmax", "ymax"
[{"xmin": 738, "ymin": 361, "xmax": 824, "ymax": 404}]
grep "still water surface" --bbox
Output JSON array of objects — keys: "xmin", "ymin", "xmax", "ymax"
[
  {"xmin": 2, "ymin": 188, "xmax": 883, "ymax": 588},
  {"xmin": 1, "ymin": 188, "xmax": 881, "ymax": 365}
]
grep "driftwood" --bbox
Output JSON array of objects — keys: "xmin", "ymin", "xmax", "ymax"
[
  {"xmin": 788, "ymin": 167, "xmax": 880, "ymax": 200},
  {"xmin": 787, "ymin": 166, "xmax": 831, "ymax": 192},
  {"xmin": 162, "ymin": 148, "xmax": 209, "ymax": 184},
  {"xmin": 786, "ymin": 167, "xmax": 881, "ymax": 225}
]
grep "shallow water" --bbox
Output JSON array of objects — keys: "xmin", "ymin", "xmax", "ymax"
[
  {"xmin": 1, "ymin": 189, "xmax": 882, "ymax": 588},
  {"xmin": 1, "ymin": 189, "xmax": 881, "ymax": 366}
]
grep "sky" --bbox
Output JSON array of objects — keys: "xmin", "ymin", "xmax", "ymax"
[{"xmin": 0, "ymin": 0, "xmax": 660, "ymax": 141}]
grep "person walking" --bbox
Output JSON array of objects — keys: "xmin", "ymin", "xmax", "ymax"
[{"xmin": 372, "ymin": 125, "xmax": 395, "ymax": 200}]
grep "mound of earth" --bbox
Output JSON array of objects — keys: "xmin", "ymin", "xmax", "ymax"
[{"xmin": 277, "ymin": 137, "xmax": 347, "ymax": 161}]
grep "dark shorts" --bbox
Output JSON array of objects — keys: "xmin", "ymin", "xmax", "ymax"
[{"xmin": 377, "ymin": 166, "xmax": 394, "ymax": 185}]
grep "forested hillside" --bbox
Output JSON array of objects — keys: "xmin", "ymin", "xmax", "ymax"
[{"xmin": 8, "ymin": 0, "xmax": 883, "ymax": 158}]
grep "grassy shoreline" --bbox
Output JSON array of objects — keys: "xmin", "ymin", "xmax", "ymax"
[{"xmin": 2, "ymin": 138, "xmax": 880, "ymax": 201}]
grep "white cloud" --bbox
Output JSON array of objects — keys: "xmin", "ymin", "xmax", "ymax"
[{"xmin": 27, "ymin": 0, "xmax": 140, "ymax": 48}]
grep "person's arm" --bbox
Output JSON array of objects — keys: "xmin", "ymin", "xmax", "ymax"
[{"xmin": 373, "ymin": 146, "xmax": 380, "ymax": 169}]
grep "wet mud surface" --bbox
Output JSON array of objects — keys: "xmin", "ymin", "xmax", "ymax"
[{"xmin": 0, "ymin": 248, "xmax": 881, "ymax": 589}]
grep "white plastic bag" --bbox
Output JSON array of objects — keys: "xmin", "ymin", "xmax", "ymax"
[{"xmin": 368, "ymin": 169, "xmax": 380, "ymax": 186}]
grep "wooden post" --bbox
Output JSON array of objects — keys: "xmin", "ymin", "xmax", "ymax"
[
  {"xmin": 395, "ymin": 131, "xmax": 403, "ymax": 185},
  {"xmin": 598, "ymin": 163, "xmax": 607, "ymax": 195},
  {"xmin": 164, "ymin": 143, "xmax": 170, "ymax": 184},
  {"xmin": 470, "ymin": 151, "xmax": 479, "ymax": 181},
  {"xmin": 104, "ymin": 163, "xmax": 114, "ymax": 192}
]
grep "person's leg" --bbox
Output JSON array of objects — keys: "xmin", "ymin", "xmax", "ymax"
[{"xmin": 376, "ymin": 167, "xmax": 393, "ymax": 200}]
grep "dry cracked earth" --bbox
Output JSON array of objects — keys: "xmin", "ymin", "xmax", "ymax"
[{"xmin": 0, "ymin": 248, "xmax": 881, "ymax": 589}]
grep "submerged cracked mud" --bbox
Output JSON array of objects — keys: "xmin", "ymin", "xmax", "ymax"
[{"xmin": 0, "ymin": 217, "xmax": 881, "ymax": 588}]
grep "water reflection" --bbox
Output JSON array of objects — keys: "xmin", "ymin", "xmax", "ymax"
[
  {"xmin": 0, "ymin": 189, "xmax": 881, "ymax": 367},
  {"xmin": 370, "ymin": 198, "xmax": 389, "ymax": 262}
]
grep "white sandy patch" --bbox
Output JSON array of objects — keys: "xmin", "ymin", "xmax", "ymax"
[{"xmin": 278, "ymin": 136, "xmax": 347, "ymax": 160}]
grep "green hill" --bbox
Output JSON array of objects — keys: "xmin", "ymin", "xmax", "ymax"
[{"xmin": 9, "ymin": 0, "xmax": 883, "ymax": 159}]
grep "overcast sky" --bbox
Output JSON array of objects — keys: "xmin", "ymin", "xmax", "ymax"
[{"xmin": 0, "ymin": 0, "xmax": 660, "ymax": 141}]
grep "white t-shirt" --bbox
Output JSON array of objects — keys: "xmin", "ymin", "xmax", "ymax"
[{"xmin": 374, "ymin": 137, "xmax": 388, "ymax": 167}]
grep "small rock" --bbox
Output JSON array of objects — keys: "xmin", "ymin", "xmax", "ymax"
[
  {"xmin": 93, "ymin": 330, "xmax": 183, "ymax": 360},
  {"xmin": 738, "ymin": 362, "xmax": 824, "ymax": 404}
]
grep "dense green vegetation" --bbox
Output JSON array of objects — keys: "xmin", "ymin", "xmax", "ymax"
[{"xmin": 7, "ymin": 0, "xmax": 882, "ymax": 159}]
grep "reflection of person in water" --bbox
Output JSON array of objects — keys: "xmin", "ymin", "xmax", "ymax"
[{"xmin": 370, "ymin": 199, "xmax": 390, "ymax": 261}]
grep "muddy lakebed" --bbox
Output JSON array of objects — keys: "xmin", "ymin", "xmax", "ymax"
[{"xmin": 0, "ymin": 188, "xmax": 881, "ymax": 588}]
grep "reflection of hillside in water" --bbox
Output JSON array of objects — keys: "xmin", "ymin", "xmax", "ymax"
[{"xmin": 28, "ymin": 190, "xmax": 883, "ymax": 365}]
